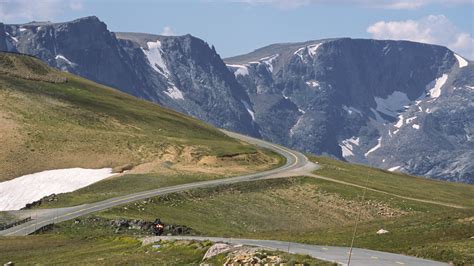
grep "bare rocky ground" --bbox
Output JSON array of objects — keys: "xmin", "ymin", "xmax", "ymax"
[{"xmin": 202, "ymin": 243, "xmax": 286, "ymax": 265}]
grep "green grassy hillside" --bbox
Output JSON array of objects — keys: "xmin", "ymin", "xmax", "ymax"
[
  {"xmin": 0, "ymin": 52, "xmax": 280, "ymax": 182},
  {"xmin": 53, "ymin": 156, "xmax": 472, "ymax": 265}
]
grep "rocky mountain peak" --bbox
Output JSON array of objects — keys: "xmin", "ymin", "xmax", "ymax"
[{"xmin": 2, "ymin": 16, "xmax": 471, "ymax": 183}]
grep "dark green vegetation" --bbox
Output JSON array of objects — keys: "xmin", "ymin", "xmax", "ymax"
[{"xmin": 0, "ymin": 52, "xmax": 280, "ymax": 182}]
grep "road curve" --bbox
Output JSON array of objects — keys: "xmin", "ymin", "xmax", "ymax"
[
  {"xmin": 0, "ymin": 130, "xmax": 318, "ymax": 237},
  {"xmin": 143, "ymin": 236, "xmax": 447, "ymax": 266}
]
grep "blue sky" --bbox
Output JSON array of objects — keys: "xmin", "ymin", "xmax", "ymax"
[{"xmin": 1, "ymin": 0, "xmax": 473, "ymax": 58}]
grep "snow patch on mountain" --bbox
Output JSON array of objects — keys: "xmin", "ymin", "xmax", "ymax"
[
  {"xmin": 294, "ymin": 42, "xmax": 323, "ymax": 60},
  {"xmin": 308, "ymin": 43, "xmax": 323, "ymax": 56},
  {"xmin": 365, "ymin": 137, "xmax": 382, "ymax": 157},
  {"xmin": 412, "ymin": 124, "xmax": 420, "ymax": 130},
  {"xmin": 227, "ymin": 64, "xmax": 249, "ymax": 77},
  {"xmin": 6, "ymin": 32, "xmax": 18, "ymax": 43},
  {"xmin": 289, "ymin": 116, "xmax": 304, "ymax": 137},
  {"xmin": 388, "ymin": 166, "xmax": 401, "ymax": 172},
  {"xmin": 394, "ymin": 115, "xmax": 404, "ymax": 128},
  {"xmin": 306, "ymin": 80, "xmax": 319, "ymax": 88},
  {"xmin": 340, "ymin": 137, "xmax": 360, "ymax": 157},
  {"xmin": 241, "ymin": 100, "xmax": 255, "ymax": 120},
  {"xmin": 0, "ymin": 168, "xmax": 115, "ymax": 211},
  {"xmin": 406, "ymin": 116, "xmax": 417, "ymax": 124},
  {"xmin": 164, "ymin": 84, "xmax": 184, "ymax": 100},
  {"xmin": 260, "ymin": 54, "xmax": 279, "ymax": 73},
  {"xmin": 454, "ymin": 53, "xmax": 468, "ymax": 68},
  {"xmin": 343, "ymin": 105, "xmax": 362, "ymax": 116},
  {"xmin": 55, "ymin": 54, "xmax": 74, "ymax": 66},
  {"xmin": 294, "ymin": 47, "xmax": 305, "ymax": 59},
  {"xmin": 142, "ymin": 40, "xmax": 170, "ymax": 77},
  {"xmin": 427, "ymin": 74, "xmax": 448, "ymax": 99},
  {"xmin": 374, "ymin": 91, "xmax": 411, "ymax": 118}
]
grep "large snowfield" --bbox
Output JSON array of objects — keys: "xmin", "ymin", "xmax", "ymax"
[{"xmin": 0, "ymin": 168, "xmax": 115, "ymax": 211}]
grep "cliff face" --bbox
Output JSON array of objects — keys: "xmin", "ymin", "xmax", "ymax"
[
  {"xmin": 226, "ymin": 38, "xmax": 472, "ymax": 183},
  {"xmin": 1, "ymin": 17, "xmax": 258, "ymax": 135},
  {"xmin": 3, "ymin": 17, "xmax": 472, "ymax": 183}
]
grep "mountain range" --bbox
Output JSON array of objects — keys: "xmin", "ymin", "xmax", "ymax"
[{"xmin": 1, "ymin": 16, "xmax": 472, "ymax": 183}]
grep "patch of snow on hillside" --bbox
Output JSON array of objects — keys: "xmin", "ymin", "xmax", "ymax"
[
  {"xmin": 306, "ymin": 80, "xmax": 319, "ymax": 88},
  {"xmin": 142, "ymin": 40, "xmax": 170, "ymax": 77},
  {"xmin": 412, "ymin": 124, "xmax": 420, "ymax": 129},
  {"xmin": 260, "ymin": 54, "xmax": 279, "ymax": 73},
  {"xmin": 164, "ymin": 85, "xmax": 184, "ymax": 100},
  {"xmin": 427, "ymin": 74, "xmax": 448, "ymax": 99},
  {"xmin": 365, "ymin": 137, "xmax": 382, "ymax": 157},
  {"xmin": 7, "ymin": 32, "xmax": 18, "ymax": 43},
  {"xmin": 289, "ymin": 116, "xmax": 304, "ymax": 137},
  {"xmin": 294, "ymin": 47, "xmax": 306, "ymax": 60},
  {"xmin": 0, "ymin": 168, "xmax": 115, "ymax": 211},
  {"xmin": 55, "ymin": 54, "xmax": 74, "ymax": 66},
  {"xmin": 388, "ymin": 166, "xmax": 401, "ymax": 172},
  {"xmin": 241, "ymin": 100, "xmax": 255, "ymax": 120},
  {"xmin": 294, "ymin": 43, "xmax": 323, "ymax": 59},
  {"xmin": 375, "ymin": 91, "xmax": 411, "ymax": 118},
  {"xmin": 19, "ymin": 27, "xmax": 27, "ymax": 32},
  {"xmin": 340, "ymin": 137, "xmax": 360, "ymax": 157},
  {"xmin": 465, "ymin": 85, "xmax": 474, "ymax": 90},
  {"xmin": 343, "ymin": 106, "xmax": 362, "ymax": 116},
  {"xmin": 308, "ymin": 43, "xmax": 323, "ymax": 57},
  {"xmin": 227, "ymin": 64, "xmax": 249, "ymax": 77},
  {"xmin": 406, "ymin": 116, "xmax": 417, "ymax": 124},
  {"xmin": 394, "ymin": 115, "xmax": 404, "ymax": 128},
  {"xmin": 454, "ymin": 54, "xmax": 468, "ymax": 68}
]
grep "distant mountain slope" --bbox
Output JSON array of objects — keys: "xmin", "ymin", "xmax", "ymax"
[
  {"xmin": 225, "ymin": 38, "xmax": 473, "ymax": 183},
  {"xmin": 0, "ymin": 52, "xmax": 273, "ymax": 182},
  {"xmin": 0, "ymin": 17, "xmax": 258, "ymax": 136},
  {"xmin": 2, "ymin": 16, "xmax": 472, "ymax": 183}
]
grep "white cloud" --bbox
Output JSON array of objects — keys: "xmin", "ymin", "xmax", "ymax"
[
  {"xmin": 0, "ymin": 0, "xmax": 84, "ymax": 23},
  {"xmin": 69, "ymin": 0, "xmax": 84, "ymax": 11},
  {"xmin": 161, "ymin": 26, "xmax": 175, "ymax": 36},
  {"xmin": 367, "ymin": 15, "xmax": 474, "ymax": 60},
  {"xmin": 233, "ymin": 0, "xmax": 471, "ymax": 9}
]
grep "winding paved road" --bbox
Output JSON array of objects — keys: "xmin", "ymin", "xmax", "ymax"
[
  {"xmin": 143, "ymin": 236, "xmax": 447, "ymax": 266},
  {"xmin": 0, "ymin": 130, "xmax": 449, "ymax": 265},
  {"xmin": 0, "ymin": 130, "xmax": 318, "ymax": 237}
]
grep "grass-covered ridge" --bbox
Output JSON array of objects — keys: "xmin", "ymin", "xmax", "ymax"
[
  {"xmin": 310, "ymin": 155, "xmax": 474, "ymax": 208},
  {"xmin": 0, "ymin": 52, "xmax": 281, "ymax": 182},
  {"xmin": 67, "ymin": 156, "xmax": 473, "ymax": 264}
]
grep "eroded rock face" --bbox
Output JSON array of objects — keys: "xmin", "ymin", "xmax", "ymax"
[
  {"xmin": 226, "ymin": 39, "xmax": 473, "ymax": 183},
  {"xmin": 2, "ymin": 17, "xmax": 472, "ymax": 183},
  {"xmin": 0, "ymin": 17, "xmax": 258, "ymax": 136}
]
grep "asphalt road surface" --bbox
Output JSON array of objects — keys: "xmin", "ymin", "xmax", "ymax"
[
  {"xmin": 0, "ymin": 130, "xmax": 449, "ymax": 266},
  {"xmin": 143, "ymin": 236, "xmax": 447, "ymax": 266},
  {"xmin": 0, "ymin": 130, "xmax": 318, "ymax": 237}
]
